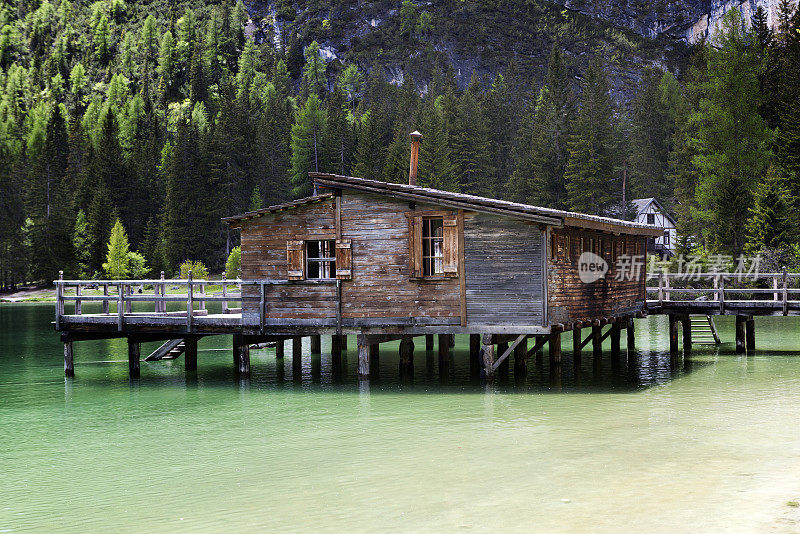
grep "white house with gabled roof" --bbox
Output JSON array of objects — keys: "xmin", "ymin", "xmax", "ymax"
[{"xmin": 630, "ymin": 198, "xmax": 677, "ymax": 258}]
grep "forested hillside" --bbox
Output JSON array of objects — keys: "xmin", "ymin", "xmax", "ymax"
[{"xmin": 1, "ymin": 0, "xmax": 799, "ymax": 289}]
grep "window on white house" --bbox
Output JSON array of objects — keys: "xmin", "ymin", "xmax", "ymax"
[
  {"xmin": 306, "ymin": 240, "xmax": 336, "ymax": 279},
  {"xmin": 647, "ymin": 213, "xmax": 656, "ymax": 225}
]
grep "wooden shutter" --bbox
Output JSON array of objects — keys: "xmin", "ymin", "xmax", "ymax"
[
  {"xmin": 409, "ymin": 215, "xmax": 423, "ymax": 278},
  {"xmin": 335, "ymin": 239, "xmax": 352, "ymax": 280},
  {"xmin": 286, "ymin": 240, "xmax": 304, "ymax": 280},
  {"xmin": 442, "ymin": 214, "xmax": 459, "ymax": 277}
]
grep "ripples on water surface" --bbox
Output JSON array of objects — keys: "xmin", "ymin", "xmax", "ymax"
[{"xmin": 1, "ymin": 304, "xmax": 800, "ymax": 532}]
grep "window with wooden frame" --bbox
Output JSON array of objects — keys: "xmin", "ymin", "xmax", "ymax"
[
  {"xmin": 286, "ymin": 239, "xmax": 352, "ymax": 281},
  {"xmin": 408, "ymin": 212, "xmax": 459, "ymax": 279}
]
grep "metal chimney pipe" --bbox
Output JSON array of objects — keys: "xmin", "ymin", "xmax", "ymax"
[{"xmin": 409, "ymin": 131, "xmax": 422, "ymax": 186}]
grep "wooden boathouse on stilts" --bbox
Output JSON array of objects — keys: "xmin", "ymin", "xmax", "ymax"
[{"xmin": 54, "ymin": 133, "xmax": 663, "ymax": 382}]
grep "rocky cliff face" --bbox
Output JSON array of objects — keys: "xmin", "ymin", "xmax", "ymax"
[{"xmin": 686, "ymin": 0, "xmax": 798, "ymax": 42}]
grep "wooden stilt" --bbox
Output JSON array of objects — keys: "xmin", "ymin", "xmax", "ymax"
[
  {"xmin": 331, "ymin": 335, "xmax": 342, "ymax": 363},
  {"xmin": 357, "ymin": 335, "xmax": 370, "ymax": 379},
  {"xmin": 426, "ymin": 334, "xmax": 434, "ymax": 351},
  {"xmin": 627, "ymin": 317, "xmax": 635, "ymax": 349},
  {"xmin": 399, "ymin": 335, "xmax": 414, "ymax": 374},
  {"xmin": 292, "ymin": 336, "xmax": 302, "ymax": 371},
  {"xmin": 573, "ymin": 328, "xmax": 581, "ymax": 354},
  {"xmin": 184, "ymin": 337, "xmax": 197, "ymax": 371},
  {"xmin": 681, "ymin": 314, "xmax": 692, "ymax": 352},
  {"xmin": 549, "ymin": 331, "xmax": 561, "ymax": 365},
  {"xmin": 497, "ymin": 341, "xmax": 509, "ymax": 375},
  {"xmin": 513, "ymin": 338, "xmax": 528, "ymax": 377},
  {"xmin": 340, "ymin": 335, "xmax": 348, "ymax": 350},
  {"xmin": 438, "ymin": 334, "xmax": 451, "ymax": 371},
  {"xmin": 610, "ymin": 324, "xmax": 621, "ymax": 355},
  {"xmin": 469, "ymin": 334, "xmax": 481, "ymax": 374},
  {"xmin": 449, "ymin": 334, "xmax": 455, "ymax": 347},
  {"xmin": 275, "ymin": 339, "xmax": 285, "ymax": 359},
  {"xmin": 669, "ymin": 314, "xmax": 680, "ymax": 354},
  {"xmin": 481, "ymin": 333, "xmax": 495, "ymax": 379},
  {"xmin": 735, "ymin": 315, "xmax": 746, "ymax": 353},
  {"xmin": 310, "ymin": 335, "xmax": 321, "ymax": 354},
  {"xmin": 746, "ymin": 317, "xmax": 755, "ymax": 352},
  {"xmin": 128, "ymin": 339, "xmax": 140, "ymax": 379},
  {"xmin": 233, "ymin": 334, "xmax": 249, "ymax": 376},
  {"xmin": 592, "ymin": 325, "xmax": 602, "ymax": 359},
  {"xmin": 64, "ymin": 341, "xmax": 74, "ymax": 377}
]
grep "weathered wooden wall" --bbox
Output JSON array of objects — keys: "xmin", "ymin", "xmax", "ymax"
[
  {"xmin": 547, "ymin": 227, "xmax": 646, "ymax": 324},
  {"xmin": 463, "ymin": 213, "xmax": 544, "ymax": 326},
  {"xmin": 239, "ymin": 199, "xmax": 338, "ymax": 325},
  {"xmin": 340, "ymin": 191, "xmax": 461, "ymax": 321}
]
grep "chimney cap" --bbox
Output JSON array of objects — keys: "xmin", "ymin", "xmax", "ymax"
[{"xmin": 409, "ymin": 130, "xmax": 423, "ymax": 140}]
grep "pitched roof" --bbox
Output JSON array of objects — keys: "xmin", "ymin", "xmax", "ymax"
[
  {"xmin": 222, "ymin": 192, "xmax": 335, "ymax": 225},
  {"xmin": 311, "ymin": 173, "xmax": 663, "ymax": 236},
  {"xmin": 630, "ymin": 197, "xmax": 677, "ymax": 226}
]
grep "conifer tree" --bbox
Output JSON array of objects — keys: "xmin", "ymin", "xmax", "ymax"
[
  {"xmin": 744, "ymin": 166, "xmax": 796, "ymax": 254},
  {"xmin": 289, "ymin": 93, "xmax": 327, "ymax": 197},
  {"xmin": 418, "ymin": 97, "xmax": 457, "ymax": 191},
  {"xmin": 73, "ymin": 209, "xmax": 91, "ymax": 278},
  {"xmin": 103, "ymin": 218, "xmax": 130, "ymax": 279},
  {"xmin": 352, "ymin": 110, "xmax": 385, "ymax": 181},
  {"xmin": 449, "ymin": 74, "xmax": 493, "ymax": 195},
  {"xmin": 510, "ymin": 44, "xmax": 574, "ymax": 208},
  {"xmin": 564, "ymin": 56, "xmax": 616, "ymax": 215},
  {"xmin": 692, "ymin": 9, "xmax": 772, "ymax": 253}
]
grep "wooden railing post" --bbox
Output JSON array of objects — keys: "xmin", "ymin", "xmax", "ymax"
[
  {"xmin": 199, "ymin": 281, "xmax": 206, "ymax": 311},
  {"xmin": 718, "ymin": 275, "xmax": 725, "ymax": 314},
  {"xmin": 664, "ymin": 271, "xmax": 671, "ymax": 301},
  {"xmin": 75, "ymin": 283, "xmax": 82, "ymax": 315},
  {"xmin": 773, "ymin": 274, "xmax": 779, "ymax": 302},
  {"xmin": 783, "ymin": 266, "xmax": 788, "ymax": 316},
  {"xmin": 160, "ymin": 271, "xmax": 166, "ymax": 313},
  {"xmin": 55, "ymin": 271, "xmax": 63, "ymax": 330},
  {"xmin": 117, "ymin": 283, "xmax": 124, "ymax": 331},
  {"xmin": 187, "ymin": 270, "xmax": 194, "ymax": 331},
  {"xmin": 102, "ymin": 283, "xmax": 109, "ymax": 314},
  {"xmin": 222, "ymin": 273, "xmax": 228, "ymax": 313},
  {"xmin": 126, "ymin": 284, "xmax": 133, "ymax": 314},
  {"xmin": 658, "ymin": 271, "xmax": 664, "ymax": 306}
]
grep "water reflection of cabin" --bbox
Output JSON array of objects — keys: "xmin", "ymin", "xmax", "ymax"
[{"xmin": 223, "ymin": 171, "xmax": 661, "ymax": 375}]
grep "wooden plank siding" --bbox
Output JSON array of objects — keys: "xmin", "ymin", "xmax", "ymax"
[
  {"xmin": 239, "ymin": 200, "xmax": 338, "ymax": 325},
  {"xmin": 546, "ymin": 227, "xmax": 646, "ymax": 324},
  {"xmin": 339, "ymin": 191, "xmax": 461, "ymax": 320},
  {"xmin": 463, "ymin": 213, "xmax": 544, "ymax": 326}
]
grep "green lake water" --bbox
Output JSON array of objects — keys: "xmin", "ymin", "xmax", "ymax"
[{"xmin": 2, "ymin": 303, "xmax": 800, "ymax": 532}]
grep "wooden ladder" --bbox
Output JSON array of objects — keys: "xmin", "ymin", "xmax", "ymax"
[
  {"xmin": 689, "ymin": 314, "xmax": 720, "ymax": 345},
  {"xmin": 144, "ymin": 339, "xmax": 186, "ymax": 361}
]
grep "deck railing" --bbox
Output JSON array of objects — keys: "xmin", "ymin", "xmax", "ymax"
[
  {"xmin": 645, "ymin": 270, "xmax": 800, "ymax": 313},
  {"xmin": 54, "ymin": 271, "xmax": 343, "ymax": 332}
]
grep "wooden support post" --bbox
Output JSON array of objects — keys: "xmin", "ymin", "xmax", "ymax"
[
  {"xmin": 746, "ymin": 317, "xmax": 755, "ymax": 352},
  {"xmin": 233, "ymin": 334, "xmax": 250, "ymax": 376},
  {"xmin": 275, "ymin": 339, "xmax": 285, "ymax": 359},
  {"xmin": 399, "ymin": 335, "xmax": 414, "ymax": 374},
  {"xmin": 128, "ymin": 339, "xmax": 140, "ymax": 379},
  {"xmin": 735, "ymin": 316, "xmax": 746, "ymax": 353},
  {"xmin": 426, "ymin": 334, "xmax": 434, "ymax": 351},
  {"xmin": 669, "ymin": 314, "xmax": 679, "ymax": 355},
  {"xmin": 184, "ymin": 337, "xmax": 197, "ymax": 371},
  {"xmin": 438, "ymin": 334, "xmax": 451, "ymax": 371},
  {"xmin": 292, "ymin": 336, "xmax": 302, "ymax": 371},
  {"xmin": 573, "ymin": 327, "xmax": 581, "ymax": 354},
  {"xmin": 103, "ymin": 283, "xmax": 109, "ymax": 314},
  {"xmin": 682, "ymin": 314, "xmax": 692, "ymax": 352},
  {"xmin": 549, "ymin": 331, "xmax": 562, "ymax": 365},
  {"xmin": 514, "ymin": 338, "xmax": 528, "ymax": 377},
  {"xmin": 341, "ymin": 335, "xmax": 348, "ymax": 350},
  {"xmin": 610, "ymin": 324, "xmax": 621, "ymax": 355},
  {"xmin": 481, "ymin": 333, "xmax": 495, "ymax": 379},
  {"xmin": 357, "ymin": 335, "xmax": 370, "ymax": 379},
  {"xmin": 369, "ymin": 343, "xmax": 380, "ymax": 359},
  {"xmin": 469, "ymin": 333, "xmax": 481, "ymax": 375},
  {"xmin": 64, "ymin": 341, "xmax": 74, "ymax": 378},
  {"xmin": 310, "ymin": 335, "xmax": 321, "ymax": 354},
  {"xmin": 75, "ymin": 284, "xmax": 82, "ymax": 315},
  {"xmin": 449, "ymin": 334, "xmax": 455, "ymax": 347},
  {"xmin": 496, "ymin": 341, "xmax": 509, "ymax": 375},
  {"xmin": 592, "ymin": 326, "xmax": 602, "ymax": 359},
  {"xmin": 627, "ymin": 317, "xmax": 635, "ymax": 349}
]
